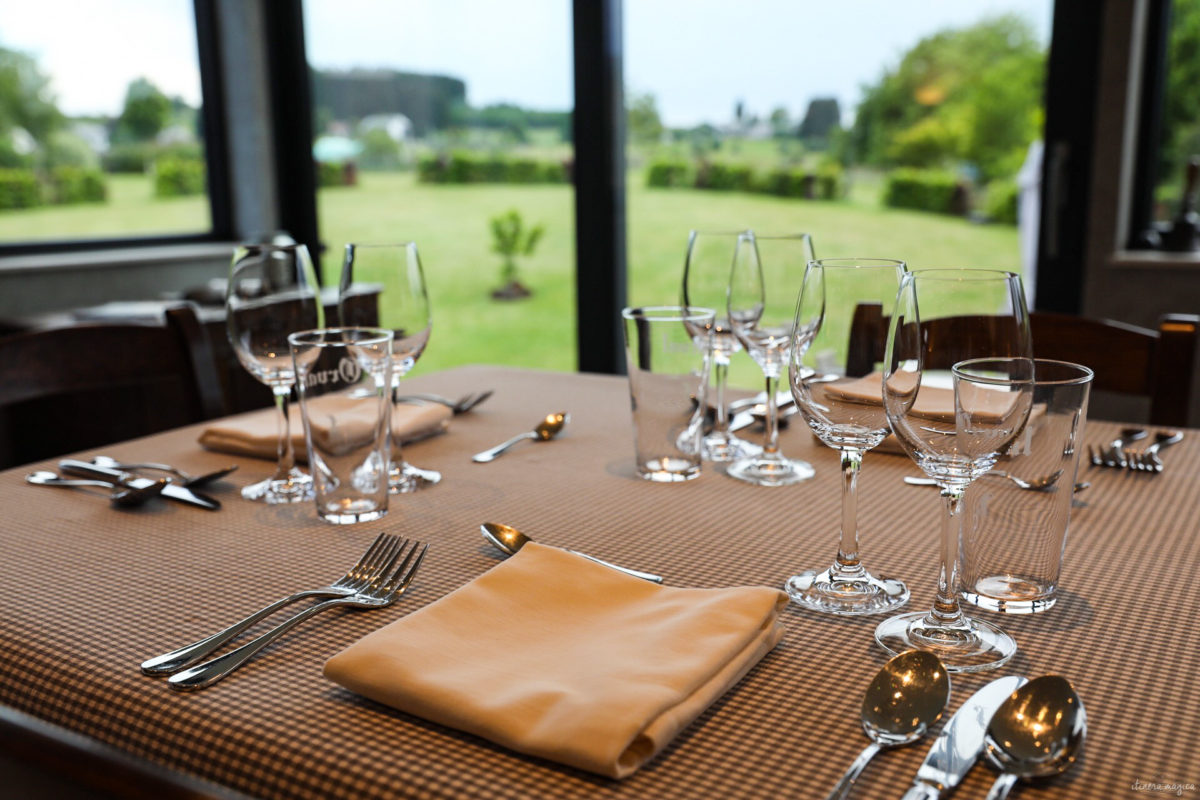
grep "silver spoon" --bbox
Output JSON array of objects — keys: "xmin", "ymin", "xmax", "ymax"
[
  {"xmin": 825, "ymin": 650, "xmax": 950, "ymax": 800},
  {"xmin": 471, "ymin": 412, "xmax": 568, "ymax": 462},
  {"xmin": 983, "ymin": 675, "xmax": 1086, "ymax": 799},
  {"xmin": 1130, "ymin": 430, "xmax": 1184, "ymax": 472},
  {"xmin": 26, "ymin": 470, "xmax": 168, "ymax": 508},
  {"xmin": 480, "ymin": 522, "xmax": 663, "ymax": 583},
  {"xmin": 91, "ymin": 456, "xmax": 238, "ymax": 488}
]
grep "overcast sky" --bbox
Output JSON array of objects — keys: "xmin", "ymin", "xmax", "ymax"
[{"xmin": 0, "ymin": 1, "xmax": 1051, "ymax": 127}]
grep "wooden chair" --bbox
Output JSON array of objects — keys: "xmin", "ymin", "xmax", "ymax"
[
  {"xmin": 0, "ymin": 304, "xmax": 227, "ymax": 470},
  {"xmin": 846, "ymin": 305, "xmax": 1199, "ymax": 426}
]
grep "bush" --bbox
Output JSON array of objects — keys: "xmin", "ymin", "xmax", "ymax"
[
  {"xmin": 695, "ymin": 161, "xmax": 753, "ymax": 191},
  {"xmin": 983, "ymin": 179, "xmax": 1019, "ymax": 225},
  {"xmin": 103, "ymin": 143, "xmax": 153, "ymax": 173},
  {"xmin": 316, "ymin": 160, "xmax": 348, "ymax": 187},
  {"xmin": 646, "ymin": 160, "xmax": 691, "ymax": 188},
  {"xmin": 416, "ymin": 154, "xmax": 447, "ymax": 183},
  {"xmin": 48, "ymin": 166, "xmax": 107, "ymax": 204},
  {"xmin": 414, "ymin": 151, "xmax": 569, "ymax": 185},
  {"xmin": 0, "ymin": 169, "xmax": 42, "ymax": 209},
  {"xmin": 815, "ymin": 162, "xmax": 844, "ymax": 200},
  {"xmin": 154, "ymin": 158, "xmax": 206, "ymax": 197},
  {"xmin": 759, "ymin": 167, "xmax": 811, "ymax": 198},
  {"xmin": 883, "ymin": 168, "xmax": 965, "ymax": 215}
]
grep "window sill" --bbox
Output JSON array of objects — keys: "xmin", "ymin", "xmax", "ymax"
[
  {"xmin": 0, "ymin": 242, "xmax": 236, "ymax": 276},
  {"xmin": 1110, "ymin": 249, "xmax": 1200, "ymax": 269}
]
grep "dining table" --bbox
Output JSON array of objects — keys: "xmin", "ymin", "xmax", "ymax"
[{"xmin": 0, "ymin": 364, "xmax": 1196, "ymax": 800}]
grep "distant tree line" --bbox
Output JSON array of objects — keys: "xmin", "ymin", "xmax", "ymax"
[{"xmin": 311, "ymin": 69, "xmax": 466, "ymax": 136}]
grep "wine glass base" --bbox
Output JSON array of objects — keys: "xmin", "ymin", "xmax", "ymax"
[
  {"xmin": 388, "ymin": 462, "xmax": 442, "ymax": 494},
  {"xmin": 874, "ymin": 611, "xmax": 1017, "ymax": 673},
  {"xmin": 726, "ymin": 456, "xmax": 814, "ymax": 486},
  {"xmin": 701, "ymin": 431, "xmax": 760, "ymax": 462},
  {"xmin": 785, "ymin": 569, "xmax": 909, "ymax": 615},
  {"xmin": 240, "ymin": 469, "xmax": 313, "ymax": 504}
]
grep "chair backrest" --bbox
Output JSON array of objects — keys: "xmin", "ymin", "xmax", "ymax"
[
  {"xmin": 845, "ymin": 305, "xmax": 1199, "ymax": 426},
  {"xmin": 0, "ymin": 304, "xmax": 226, "ymax": 469}
]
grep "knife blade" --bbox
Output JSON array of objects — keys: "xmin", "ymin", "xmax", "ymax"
[
  {"xmin": 900, "ymin": 675, "xmax": 1028, "ymax": 799},
  {"xmin": 58, "ymin": 460, "xmax": 221, "ymax": 510}
]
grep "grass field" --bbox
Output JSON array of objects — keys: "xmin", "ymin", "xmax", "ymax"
[{"xmin": 0, "ymin": 170, "xmax": 1022, "ymax": 385}]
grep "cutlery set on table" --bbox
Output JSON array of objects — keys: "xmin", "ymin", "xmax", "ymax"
[
  {"xmin": 828, "ymin": 651, "xmax": 1085, "ymax": 800},
  {"xmin": 24, "ymin": 456, "xmax": 236, "ymax": 509},
  {"xmin": 1088, "ymin": 428, "xmax": 1184, "ymax": 472}
]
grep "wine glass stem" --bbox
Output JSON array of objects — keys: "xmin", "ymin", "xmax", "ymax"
[
  {"xmin": 834, "ymin": 448, "xmax": 865, "ymax": 576},
  {"xmin": 711, "ymin": 356, "xmax": 730, "ymax": 433},
  {"xmin": 931, "ymin": 486, "xmax": 968, "ymax": 626},
  {"xmin": 272, "ymin": 385, "xmax": 296, "ymax": 480},
  {"xmin": 761, "ymin": 373, "xmax": 781, "ymax": 456}
]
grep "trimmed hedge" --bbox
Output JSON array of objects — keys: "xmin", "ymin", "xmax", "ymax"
[
  {"xmin": 154, "ymin": 158, "xmax": 206, "ymax": 198},
  {"xmin": 983, "ymin": 179, "xmax": 1019, "ymax": 225},
  {"xmin": 645, "ymin": 159, "xmax": 844, "ymax": 201},
  {"xmin": 0, "ymin": 169, "xmax": 44, "ymax": 209},
  {"xmin": 48, "ymin": 167, "xmax": 107, "ymax": 204},
  {"xmin": 883, "ymin": 168, "xmax": 966, "ymax": 215},
  {"xmin": 416, "ymin": 151, "xmax": 571, "ymax": 184}
]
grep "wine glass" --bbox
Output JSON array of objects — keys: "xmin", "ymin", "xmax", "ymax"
[
  {"xmin": 225, "ymin": 242, "xmax": 324, "ymax": 503},
  {"xmin": 338, "ymin": 241, "xmax": 438, "ymax": 493},
  {"xmin": 681, "ymin": 230, "xmax": 759, "ymax": 462},
  {"xmin": 875, "ymin": 269, "xmax": 1034, "ymax": 672},
  {"xmin": 725, "ymin": 232, "xmax": 815, "ymax": 486},
  {"xmin": 785, "ymin": 258, "xmax": 910, "ymax": 613}
]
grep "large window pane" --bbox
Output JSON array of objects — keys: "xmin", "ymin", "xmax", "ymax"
[
  {"xmin": 304, "ymin": 0, "xmax": 575, "ymax": 374},
  {"xmin": 0, "ymin": 1, "xmax": 211, "ymax": 243},
  {"xmin": 1150, "ymin": 0, "xmax": 1200, "ymax": 233},
  {"xmin": 625, "ymin": 1, "xmax": 1052, "ymax": 385}
]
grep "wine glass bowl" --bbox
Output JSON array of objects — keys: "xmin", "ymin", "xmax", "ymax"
[
  {"xmin": 338, "ymin": 242, "xmax": 439, "ymax": 493},
  {"xmin": 725, "ymin": 232, "xmax": 816, "ymax": 486},
  {"xmin": 785, "ymin": 258, "xmax": 910, "ymax": 614},
  {"xmin": 226, "ymin": 243, "xmax": 324, "ymax": 504},
  {"xmin": 875, "ymin": 268, "xmax": 1034, "ymax": 672}
]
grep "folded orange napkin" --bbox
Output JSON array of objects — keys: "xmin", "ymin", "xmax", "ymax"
[
  {"xmin": 198, "ymin": 400, "xmax": 451, "ymax": 463},
  {"xmin": 324, "ymin": 542, "xmax": 787, "ymax": 779}
]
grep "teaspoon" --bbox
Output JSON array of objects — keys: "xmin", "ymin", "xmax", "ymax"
[
  {"xmin": 983, "ymin": 675, "xmax": 1086, "ymax": 799},
  {"xmin": 825, "ymin": 650, "xmax": 950, "ymax": 800},
  {"xmin": 91, "ymin": 456, "xmax": 239, "ymax": 488},
  {"xmin": 26, "ymin": 471, "xmax": 168, "ymax": 508},
  {"xmin": 471, "ymin": 412, "xmax": 568, "ymax": 462},
  {"xmin": 480, "ymin": 522, "xmax": 663, "ymax": 583}
]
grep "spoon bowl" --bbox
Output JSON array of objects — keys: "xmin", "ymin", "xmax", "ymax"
[
  {"xmin": 825, "ymin": 650, "xmax": 950, "ymax": 799},
  {"xmin": 480, "ymin": 522, "xmax": 663, "ymax": 583},
  {"xmin": 471, "ymin": 412, "xmax": 569, "ymax": 462},
  {"xmin": 983, "ymin": 675, "xmax": 1086, "ymax": 799},
  {"xmin": 26, "ymin": 470, "xmax": 168, "ymax": 507}
]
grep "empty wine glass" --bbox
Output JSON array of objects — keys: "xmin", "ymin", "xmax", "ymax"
[
  {"xmin": 786, "ymin": 258, "xmax": 909, "ymax": 613},
  {"xmin": 681, "ymin": 230, "xmax": 759, "ymax": 462},
  {"xmin": 875, "ymin": 269, "xmax": 1034, "ymax": 672},
  {"xmin": 225, "ymin": 242, "xmax": 324, "ymax": 503},
  {"xmin": 338, "ymin": 242, "xmax": 438, "ymax": 493},
  {"xmin": 725, "ymin": 232, "xmax": 815, "ymax": 486}
]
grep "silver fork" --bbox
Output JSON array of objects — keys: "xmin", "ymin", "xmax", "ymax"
[
  {"xmin": 1128, "ymin": 430, "xmax": 1185, "ymax": 473},
  {"xmin": 141, "ymin": 533, "xmax": 404, "ymax": 675},
  {"xmin": 396, "ymin": 390, "xmax": 493, "ymax": 414},
  {"xmin": 1090, "ymin": 427, "xmax": 1148, "ymax": 468},
  {"xmin": 167, "ymin": 540, "xmax": 427, "ymax": 691}
]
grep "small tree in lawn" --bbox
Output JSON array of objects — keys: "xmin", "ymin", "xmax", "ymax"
[{"xmin": 489, "ymin": 208, "xmax": 544, "ymax": 299}]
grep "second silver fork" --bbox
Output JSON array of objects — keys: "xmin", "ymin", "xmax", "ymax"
[{"xmin": 141, "ymin": 532, "xmax": 405, "ymax": 675}]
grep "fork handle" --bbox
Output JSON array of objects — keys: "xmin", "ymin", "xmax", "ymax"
[
  {"xmin": 167, "ymin": 597, "xmax": 355, "ymax": 691},
  {"xmin": 141, "ymin": 588, "xmax": 341, "ymax": 675}
]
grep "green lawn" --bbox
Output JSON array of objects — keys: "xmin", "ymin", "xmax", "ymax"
[{"xmin": 0, "ymin": 170, "xmax": 1022, "ymax": 386}]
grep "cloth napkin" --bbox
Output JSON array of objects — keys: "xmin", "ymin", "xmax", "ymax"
[
  {"xmin": 198, "ymin": 399, "xmax": 450, "ymax": 463},
  {"xmin": 324, "ymin": 542, "xmax": 787, "ymax": 779}
]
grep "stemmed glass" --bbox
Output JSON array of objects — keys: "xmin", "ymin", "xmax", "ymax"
[
  {"xmin": 681, "ymin": 230, "xmax": 759, "ymax": 462},
  {"xmin": 875, "ymin": 269, "xmax": 1034, "ymax": 672},
  {"xmin": 725, "ymin": 232, "xmax": 816, "ymax": 486},
  {"xmin": 338, "ymin": 242, "xmax": 439, "ymax": 493},
  {"xmin": 786, "ymin": 258, "xmax": 909, "ymax": 613},
  {"xmin": 225, "ymin": 243, "xmax": 324, "ymax": 503}
]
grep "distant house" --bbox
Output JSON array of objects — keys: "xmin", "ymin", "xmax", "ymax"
[{"xmin": 360, "ymin": 113, "xmax": 413, "ymax": 142}]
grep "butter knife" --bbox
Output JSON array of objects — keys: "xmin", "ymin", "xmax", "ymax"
[
  {"xmin": 900, "ymin": 675, "xmax": 1028, "ymax": 799},
  {"xmin": 59, "ymin": 459, "xmax": 221, "ymax": 510}
]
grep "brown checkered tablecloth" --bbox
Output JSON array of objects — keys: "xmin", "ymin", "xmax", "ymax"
[{"xmin": 1, "ymin": 365, "xmax": 1197, "ymax": 799}]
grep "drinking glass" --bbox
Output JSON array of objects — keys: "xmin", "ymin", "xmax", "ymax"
[
  {"xmin": 785, "ymin": 258, "xmax": 909, "ymax": 613},
  {"xmin": 338, "ymin": 242, "xmax": 438, "ymax": 493},
  {"xmin": 875, "ymin": 269, "xmax": 1034, "ymax": 672},
  {"xmin": 225, "ymin": 243, "xmax": 324, "ymax": 503},
  {"xmin": 681, "ymin": 230, "xmax": 759, "ymax": 462},
  {"xmin": 726, "ymin": 232, "xmax": 816, "ymax": 486}
]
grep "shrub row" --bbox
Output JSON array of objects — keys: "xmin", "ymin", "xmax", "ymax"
[
  {"xmin": 154, "ymin": 158, "xmax": 206, "ymax": 198},
  {"xmin": 102, "ymin": 142, "xmax": 205, "ymax": 174},
  {"xmin": 416, "ymin": 152, "xmax": 570, "ymax": 184},
  {"xmin": 645, "ymin": 159, "xmax": 845, "ymax": 200},
  {"xmin": 882, "ymin": 168, "xmax": 969, "ymax": 215},
  {"xmin": 0, "ymin": 167, "xmax": 107, "ymax": 210}
]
